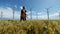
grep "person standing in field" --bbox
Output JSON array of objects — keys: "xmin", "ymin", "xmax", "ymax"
[{"xmin": 20, "ymin": 6, "xmax": 27, "ymax": 21}]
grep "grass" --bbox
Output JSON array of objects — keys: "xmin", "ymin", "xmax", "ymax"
[{"xmin": 0, "ymin": 20, "xmax": 60, "ymax": 34}]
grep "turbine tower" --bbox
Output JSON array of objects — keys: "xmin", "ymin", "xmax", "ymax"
[
  {"xmin": 46, "ymin": 8, "xmax": 49, "ymax": 20},
  {"xmin": 30, "ymin": 8, "xmax": 32, "ymax": 20},
  {"xmin": 13, "ymin": 7, "xmax": 15, "ymax": 20},
  {"xmin": 1, "ymin": 11, "xmax": 3, "ymax": 20},
  {"xmin": 58, "ymin": 8, "xmax": 60, "ymax": 20},
  {"xmin": 59, "ymin": 12, "xmax": 60, "ymax": 20},
  {"xmin": 36, "ymin": 11, "xmax": 38, "ymax": 20}
]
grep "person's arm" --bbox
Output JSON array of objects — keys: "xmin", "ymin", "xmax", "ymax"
[{"xmin": 25, "ymin": 10, "xmax": 28, "ymax": 18}]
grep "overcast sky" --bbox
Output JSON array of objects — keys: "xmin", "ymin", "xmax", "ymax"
[{"xmin": 0, "ymin": 0, "xmax": 60, "ymax": 20}]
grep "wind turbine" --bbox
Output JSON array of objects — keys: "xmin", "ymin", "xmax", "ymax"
[
  {"xmin": 13, "ymin": 7, "xmax": 15, "ymax": 20},
  {"xmin": 29, "ymin": 2, "xmax": 33, "ymax": 20},
  {"xmin": 45, "ymin": 7, "xmax": 52, "ymax": 20},
  {"xmin": 13, "ymin": 5, "xmax": 17, "ymax": 20}
]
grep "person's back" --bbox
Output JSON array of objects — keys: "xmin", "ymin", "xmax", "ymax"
[{"xmin": 20, "ymin": 6, "xmax": 27, "ymax": 21}]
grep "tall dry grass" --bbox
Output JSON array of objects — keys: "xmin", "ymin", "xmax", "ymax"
[{"xmin": 0, "ymin": 20, "xmax": 60, "ymax": 34}]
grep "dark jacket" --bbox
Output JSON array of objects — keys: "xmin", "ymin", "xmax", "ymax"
[{"xmin": 21, "ymin": 9, "xmax": 27, "ymax": 18}]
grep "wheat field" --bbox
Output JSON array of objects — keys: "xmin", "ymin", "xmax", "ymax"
[{"xmin": 0, "ymin": 20, "xmax": 60, "ymax": 34}]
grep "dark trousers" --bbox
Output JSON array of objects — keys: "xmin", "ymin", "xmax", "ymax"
[{"xmin": 20, "ymin": 17, "xmax": 26, "ymax": 21}]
